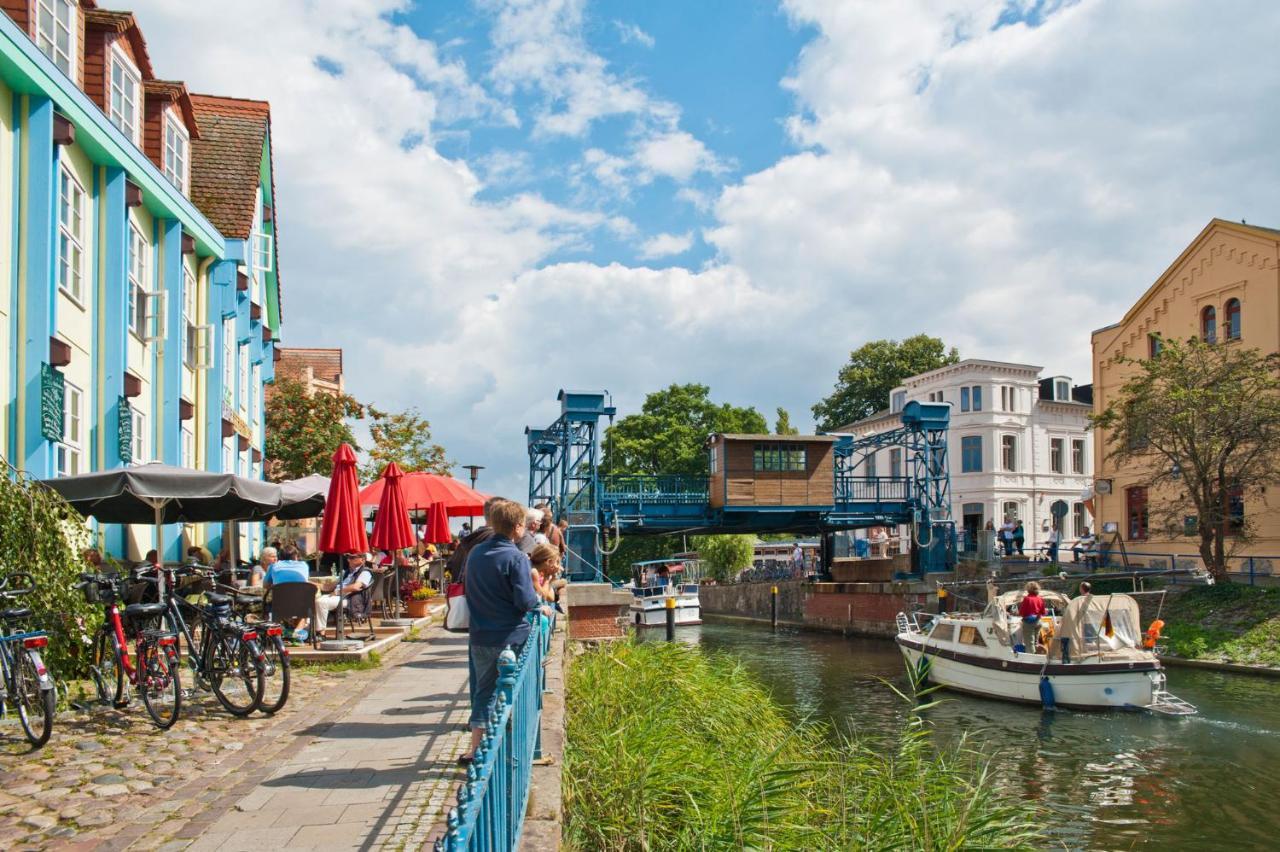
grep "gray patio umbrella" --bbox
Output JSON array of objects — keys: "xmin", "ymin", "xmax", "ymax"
[
  {"xmin": 273, "ymin": 474, "xmax": 330, "ymax": 520},
  {"xmin": 43, "ymin": 464, "xmax": 285, "ymax": 587}
]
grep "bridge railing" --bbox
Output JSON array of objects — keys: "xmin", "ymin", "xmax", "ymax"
[
  {"xmin": 601, "ymin": 474, "xmax": 710, "ymax": 504},
  {"xmin": 835, "ymin": 475, "xmax": 912, "ymax": 504},
  {"xmin": 435, "ymin": 613, "xmax": 551, "ymax": 851}
]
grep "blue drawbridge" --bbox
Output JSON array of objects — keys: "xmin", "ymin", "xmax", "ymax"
[{"xmin": 527, "ymin": 390, "xmax": 955, "ymax": 581}]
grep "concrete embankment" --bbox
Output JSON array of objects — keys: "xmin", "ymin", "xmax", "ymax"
[{"xmin": 701, "ymin": 579, "xmax": 930, "ymax": 637}]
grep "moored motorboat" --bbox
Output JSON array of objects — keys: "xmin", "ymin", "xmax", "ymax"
[
  {"xmin": 895, "ymin": 586, "xmax": 1195, "ymax": 714},
  {"xmin": 628, "ymin": 558, "xmax": 701, "ymax": 628}
]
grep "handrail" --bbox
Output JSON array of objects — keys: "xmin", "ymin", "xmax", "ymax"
[
  {"xmin": 436, "ymin": 613, "xmax": 552, "ymax": 851},
  {"xmin": 601, "ymin": 474, "xmax": 709, "ymax": 504}
]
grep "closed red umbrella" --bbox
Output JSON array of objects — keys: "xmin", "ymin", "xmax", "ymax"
[
  {"xmin": 424, "ymin": 500, "xmax": 451, "ymax": 545},
  {"xmin": 369, "ymin": 463, "xmax": 415, "ymax": 553},
  {"xmin": 319, "ymin": 443, "xmax": 368, "ymax": 555},
  {"xmin": 360, "ymin": 472, "xmax": 486, "ymax": 517}
]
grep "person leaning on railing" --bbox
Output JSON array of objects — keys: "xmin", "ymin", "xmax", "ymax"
[{"xmin": 460, "ymin": 499, "xmax": 551, "ymax": 765}]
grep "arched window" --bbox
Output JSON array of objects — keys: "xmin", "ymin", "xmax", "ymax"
[
  {"xmin": 1201, "ymin": 305, "xmax": 1217, "ymax": 343},
  {"xmin": 1225, "ymin": 298, "xmax": 1241, "ymax": 340}
]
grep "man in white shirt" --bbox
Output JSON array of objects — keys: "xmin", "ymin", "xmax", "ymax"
[{"xmin": 314, "ymin": 552, "xmax": 374, "ymax": 633}]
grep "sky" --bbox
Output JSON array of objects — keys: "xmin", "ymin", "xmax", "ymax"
[{"xmin": 127, "ymin": 0, "xmax": 1280, "ymax": 498}]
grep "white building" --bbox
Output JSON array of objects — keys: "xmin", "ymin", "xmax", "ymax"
[{"xmin": 837, "ymin": 360, "xmax": 1094, "ymax": 553}]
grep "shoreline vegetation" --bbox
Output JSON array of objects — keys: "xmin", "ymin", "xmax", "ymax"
[
  {"xmin": 564, "ymin": 641, "xmax": 1041, "ymax": 851},
  {"xmin": 1159, "ymin": 585, "xmax": 1280, "ymax": 668}
]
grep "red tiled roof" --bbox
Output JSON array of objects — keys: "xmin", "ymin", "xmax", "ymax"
[
  {"xmin": 83, "ymin": 9, "xmax": 154, "ymax": 78},
  {"xmin": 277, "ymin": 349, "xmax": 343, "ymax": 385},
  {"xmin": 188, "ymin": 94, "xmax": 268, "ymax": 239},
  {"xmin": 144, "ymin": 79, "xmax": 200, "ymax": 139}
]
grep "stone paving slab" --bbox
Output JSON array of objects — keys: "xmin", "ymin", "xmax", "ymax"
[{"xmin": 0, "ymin": 624, "xmax": 471, "ymax": 851}]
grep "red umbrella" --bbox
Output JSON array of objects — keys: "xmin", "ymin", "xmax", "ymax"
[
  {"xmin": 369, "ymin": 463, "xmax": 415, "ymax": 553},
  {"xmin": 319, "ymin": 443, "xmax": 369, "ymax": 555},
  {"xmin": 360, "ymin": 472, "xmax": 486, "ymax": 517},
  {"xmin": 424, "ymin": 500, "xmax": 451, "ymax": 545}
]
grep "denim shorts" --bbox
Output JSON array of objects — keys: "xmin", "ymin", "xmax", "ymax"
[{"xmin": 468, "ymin": 642, "xmax": 516, "ymax": 728}]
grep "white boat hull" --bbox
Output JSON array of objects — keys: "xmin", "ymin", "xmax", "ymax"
[
  {"xmin": 897, "ymin": 636, "xmax": 1158, "ymax": 709},
  {"xmin": 631, "ymin": 596, "xmax": 701, "ymax": 628}
]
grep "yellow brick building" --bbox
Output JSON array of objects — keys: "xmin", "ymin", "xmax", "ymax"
[{"xmin": 1091, "ymin": 219, "xmax": 1280, "ymax": 569}]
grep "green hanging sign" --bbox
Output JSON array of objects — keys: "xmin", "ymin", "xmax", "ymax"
[
  {"xmin": 118, "ymin": 396, "xmax": 133, "ymax": 462},
  {"xmin": 40, "ymin": 363, "xmax": 64, "ymax": 441}
]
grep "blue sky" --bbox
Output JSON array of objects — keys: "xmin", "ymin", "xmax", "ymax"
[{"xmin": 129, "ymin": 0, "xmax": 1280, "ymax": 498}]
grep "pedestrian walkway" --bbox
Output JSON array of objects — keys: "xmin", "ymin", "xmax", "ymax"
[{"xmin": 188, "ymin": 627, "xmax": 471, "ymax": 851}]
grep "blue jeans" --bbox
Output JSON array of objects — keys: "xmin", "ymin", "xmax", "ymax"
[{"xmin": 468, "ymin": 642, "xmax": 516, "ymax": 729}]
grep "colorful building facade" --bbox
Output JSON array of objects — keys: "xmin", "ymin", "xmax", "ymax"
[{"xmin": 0, "ymin": 2, "xmax": 282, "ymax": 562}]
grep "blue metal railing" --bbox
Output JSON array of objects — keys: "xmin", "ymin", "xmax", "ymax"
[
  {"xmin": 601, "ymin": 474, "xmax": 709, "ymax": 504},
  {"xmin": 834, "ymin": 475, "xmax": 911, "ymax": 504},
  {"xmin": 436, "ymin": 614, "xmax": 552, "ymax": 851}
]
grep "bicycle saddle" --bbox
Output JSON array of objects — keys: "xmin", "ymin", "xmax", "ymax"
[
  {"xmin": 205, "ymin": 592, "xmax": 231, "ymax": 606},
  {"xmin": 124, "ymin": 602, "xmax": 167, "ymax": 618},
  {"xmin": 0, "ymin": 607, "xmax": 31, "ymax": 620}
]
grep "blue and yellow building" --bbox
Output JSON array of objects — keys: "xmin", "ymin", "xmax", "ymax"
[{"xmin": 0, "ymin": 2, "xmax": 282, "ymax": 561}]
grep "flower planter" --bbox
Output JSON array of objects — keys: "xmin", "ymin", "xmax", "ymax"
[{"xmin": 405, "ymin": 598, "xmax": 432, "ymax": 618}]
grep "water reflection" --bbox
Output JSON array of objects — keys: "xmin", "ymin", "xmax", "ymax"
[{"xmin": 667, "ymin": 621, "xmax": 1280, "ymax": 851}]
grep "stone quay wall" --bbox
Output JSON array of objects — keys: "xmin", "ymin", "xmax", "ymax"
[{"xmin": 701, "ymin": 580, "xmax": 930, "ymax": 638}]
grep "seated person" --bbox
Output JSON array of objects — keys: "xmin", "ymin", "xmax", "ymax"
[
  {"xmin": 314, "ymin": 552, "xmax": 374, "ymax": 636},
  {"xmin": 265, "ymin": 546, "xmax": 314, "ymax": 641},
  {"xmin": 1072, "ymin": 529, "xmax": 1098, "ymax": 566},
  {"xmin": 250, "ymin": 546, "xmax": 277, "ymax": 588}
]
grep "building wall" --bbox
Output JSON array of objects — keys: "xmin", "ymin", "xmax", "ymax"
[
  {"xmin": 0, "ymin": 77, "xmax": 12, "ymax": 464},
  {"xmin": 842, "ymin": 360, "xmax": 1093, "ymax": 550},
  {"xmin": 1092, "ymin": 221, "xmax": 1280, "ymax": 561}
]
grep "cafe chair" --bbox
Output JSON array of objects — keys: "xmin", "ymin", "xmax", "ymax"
[{"xmin": 265, "ymin": 582, "xmax": 319, "ymax": 649}]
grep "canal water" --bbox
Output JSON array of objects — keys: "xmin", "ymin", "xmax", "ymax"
[{"xmin": 681, "ymin": 621, "xmax": 1280, "ymax": 851}]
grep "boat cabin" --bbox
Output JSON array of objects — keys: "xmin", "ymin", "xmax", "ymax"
[{"xmin": 706, "ymin": 434, "xmax": 837, "ymax": 510}]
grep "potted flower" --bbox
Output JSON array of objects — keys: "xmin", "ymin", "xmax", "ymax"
[{"xmin": 405, "ymin": 585, "xmax": 437, "ymax": 618}]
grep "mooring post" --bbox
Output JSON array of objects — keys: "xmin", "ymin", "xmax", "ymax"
[
  {"xmin": 665, "ymin": 595, "xmax": 676, "ymax": 641},
  {"xmin": 771, "ymin": 585, "xmax": 778, "ymax": 630}
]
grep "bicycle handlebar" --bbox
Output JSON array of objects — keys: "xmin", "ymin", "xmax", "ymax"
[{"xmin": 0, "ymin": 571, "xmax": 36, "ymax": 597}]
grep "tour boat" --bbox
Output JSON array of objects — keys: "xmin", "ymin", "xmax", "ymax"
[
  {"xmin": 895, "ymin": 586, "xmax": 1195, "ymax": 714},
  {"xmin": 628, "ymin": 559, "xmax": 702, "ymax": 628}
]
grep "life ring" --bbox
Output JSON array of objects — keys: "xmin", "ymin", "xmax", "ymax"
[{"xmin": 1143, "ymin": 619, "xmax": 1165, "ymax": 650}]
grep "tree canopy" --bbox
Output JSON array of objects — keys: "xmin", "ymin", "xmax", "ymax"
[
  {"xmin": 774, "ymin": 407, "xmax": 799, "ymax": 435},
  {"xmin": 604, "ymin": 383, "xmax": 768, "ymax": 477},
  {"xmin": 361, "ymin": 407, "xmax": 452, "ymax": 481},
  {"xmin": 811, "ymin": 335, "xmax": 959, "ymax": 431},
  {"xmin": 264, "ymin": 377, "xmax": 364, "ymax": 481},
  {"xmin": 693, "ymin": 535, "xmax": 756, "ymax": 582},
  {"xmin": 1093, "ymin": 336, "xmax": 1280, "ymax": 580}
]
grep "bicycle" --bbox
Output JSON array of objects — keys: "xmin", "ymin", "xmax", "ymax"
[
  {"xmin": 149, "ymin": 565, "xmax": 266, "ymax": 717},
  {"xmin": 78, "ymin": 572, "xmax": 182, "ymax": 729},
  {"xmin": 227, "ymin": 589, "xmax": 290, "ymax": 715},
  {"xmin": 0, "ymin": 572, "xmax": 56, "ymax": 747}
]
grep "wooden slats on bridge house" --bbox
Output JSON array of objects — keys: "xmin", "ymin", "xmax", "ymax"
[{"xmin": 708, "ymin": 434, "xmax": 838, "ymax": 510}]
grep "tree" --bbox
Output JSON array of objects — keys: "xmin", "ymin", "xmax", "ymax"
[
  {"xmin": 1093, "ymin": 336, "xmax": 1280, "ymax": 580},
  {"xmin": 604, "ymin": 384, "xmax": 768, "ymax": 477},
  {"xmin": 265, "ymin": 377, "xmax": 365, "ymax": 481},
  {"xmin": 362, "ymin": 407, "xmax": 452, "ymax": 481},
  {"xmin": 811, "ymin": 335, "xmax": 959, "ymax": 431},
  {"xmin": 774, "ymin": 407, "xmax": 799, "ymax": 435},
  {"xmin": 693, "ymin": 535, "xmax": 756, "ymax": 582}
]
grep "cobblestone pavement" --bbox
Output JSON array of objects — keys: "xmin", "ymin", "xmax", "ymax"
[{"xmin": 0, "ymin": 626, "xmax": 470, "ymax": 851}]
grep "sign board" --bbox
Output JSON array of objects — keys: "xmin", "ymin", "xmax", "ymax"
[
  {"xmin": 118, "ymin": 396, "xmax": 133, "ymax": 462},
  {"xmin": 40, "ymin": 363, "xmax": 64, "ymax": 441}
]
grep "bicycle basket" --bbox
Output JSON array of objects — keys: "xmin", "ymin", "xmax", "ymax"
[{"xmin": 81, "ymin": 577, "xmax": 117, "ymax": 605}]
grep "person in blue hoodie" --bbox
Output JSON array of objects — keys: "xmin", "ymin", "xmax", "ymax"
[{"xmin": 460, "ymin": 499, "xmax": 548, "ymax": 764}]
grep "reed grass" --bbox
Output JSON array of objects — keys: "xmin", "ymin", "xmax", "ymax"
[{"xmin": 564, "ymin": 641, "xmax": 1041, "ymax": 851}]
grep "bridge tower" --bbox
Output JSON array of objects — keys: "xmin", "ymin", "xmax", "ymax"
[{"xmin": 526, "ymin": 390, "xmax": 615, "ymax": 580}]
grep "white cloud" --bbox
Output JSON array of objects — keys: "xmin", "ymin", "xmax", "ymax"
[
  {"xmin": 638, "ymin": 232, "xmax": 694, "ymax": 260},
  {"xmin": 635, "ymin": 131, "xmax": 723, "ymax": 183},
  {"xmin": 614, "ymin": 21, "xmax": 656, "ymax": 48}
]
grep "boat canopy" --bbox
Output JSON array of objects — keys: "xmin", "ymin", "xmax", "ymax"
[
  {"xmin": 1050, "ymin": 594, "xmax": 1145, "ymax": 662},
  {"xmin": 990, "ymin": 588, "xmax": 1072, "ymax": 612}
]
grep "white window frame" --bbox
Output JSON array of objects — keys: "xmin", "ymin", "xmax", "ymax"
[
  {"xmin": 181, "ymin": 425, "xmax": 195, "ymax": 469},
  {"xmin": 1055, "ymin": 379, "xmax": 1070, "ymax": 402},
  {"xmin": 238, "ymin": 344, "xmax": 249, "ymax": 417},
  {"xmin": 222, "ymin": 318, "xmax": 235, "ymax": 405},
  {"xmin": 1071, "ymin": 439, "xmax": 1086, "ymax": 475},
  {"xmin": 1001, "ymin": 434, "xmax": 1017, "ymax": 472},
  {"xmin": 128, "ymin": 223, "xmax": 148, "ymax": 337},
  {"xmin": 163, "ymin": 110, "xmax": 190, "ymax": 193},
  {"xmin": 250, "ymin": 192, "xmax": 273, "ymax": 284},
  {"xmin": 108, "ymin": 44, "xmax": 142, "ymax": 145},
  {"xmin": 182, "ymin": 267, "xmax": 197, "ymax": 367},
  {"xmin": 1050, "ymin": 437, "xmax": 1064, "ymax": 474},
  {"xmin": 251, "ymin": 362, "xmax": 261, "ymax": 421},
  {"xmin": 57, "ymin": 164, "xmax": 86, "ymax": 304},
  {"xmin": 35, "ymin": 0, "xmax": 76, "ymax": 79},
  {"xmin": 222, "ymin": 444, "xmax": 232, "ymax": 475},
  {"xmin": 131, "ymin": 408, "xmax": 147, "ymax": 465},
  {"xmin": 56, "ymin": 381, "xmax": 83, "ymax": 477}
]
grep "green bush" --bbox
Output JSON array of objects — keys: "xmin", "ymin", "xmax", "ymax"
[
  {"xmin": 565, "ymin": 641, "xmax": 1041, "ymax": 851},
  {"xmin": 0, "ymin": 472, "xmax": 97, "ymax": 678}
]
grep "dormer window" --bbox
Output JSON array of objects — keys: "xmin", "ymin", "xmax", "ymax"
[
  {"xmin": 35, "ymin": 0, "xmax": 77, "ymax": 78},
  {"xmin": 109, "ymin": 46, "xmax": 142, "ymax": 145},
  {"xmin": 1054, "ymin": 379, "xmax": 1070, "ymax": 401},
  {"xmin": 890, "ymin": 390, "xmax": 906, "ymax": 413},
  {"xmin": 163, "ymin": 111, "xmax": 189, "ymax": 193}
]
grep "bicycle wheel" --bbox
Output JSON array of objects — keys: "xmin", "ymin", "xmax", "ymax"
[
  {"xmin": 138, "ymin": 641, "xmax": 182, "ymax": 729},
  {"xmin": 92, "ymin": 630, "xmax": 124, "ymax": 707},
  {"xmin": 13, "ymin": 651, "xmax": 55, "ymax": 747},
  {"xmin": 210, "ymin": 632, "xmax": 263, "ymax": 717},
  {"xmin": 257, "ymin": 635, "xmax": 290, "ymax": 715}
]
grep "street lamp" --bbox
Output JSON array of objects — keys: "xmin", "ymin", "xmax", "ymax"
[{"xmin": 461, "ymin": 464, "xmax": 485, "ymax": 534}]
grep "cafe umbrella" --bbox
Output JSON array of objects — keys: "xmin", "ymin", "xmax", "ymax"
[
  {"xmin": 369, "ymin": 463, "xmax": 415, "ymax": 621},
  {"xmin": 42, "ymin": 463, "xmax": 285, "ymax": 595},
  {"xmin": 317, "ymin": 444, "xmax": 368, "ymax": 644}
]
